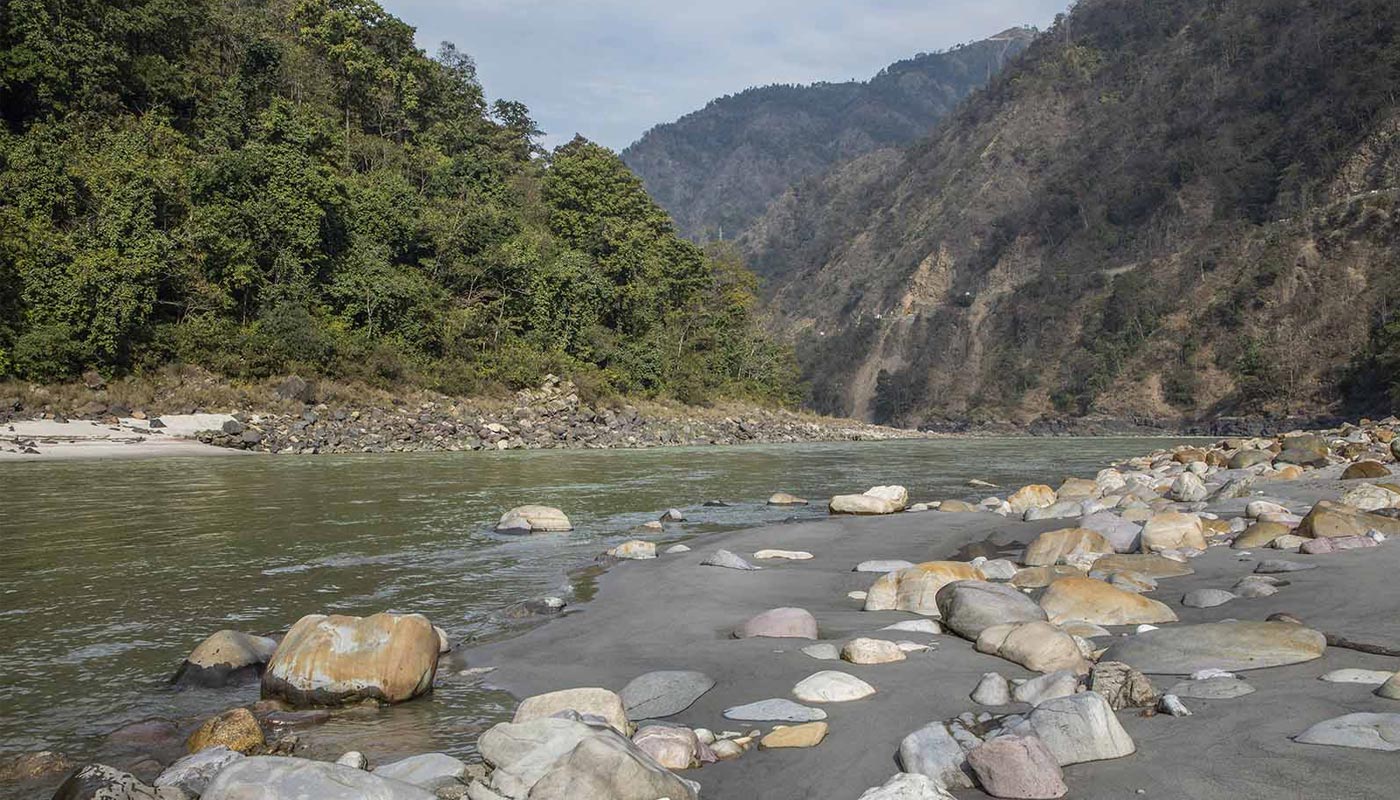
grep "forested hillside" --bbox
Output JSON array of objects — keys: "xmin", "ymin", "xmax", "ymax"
[
  {"xmin": 622, "ymin": 29, "xmax": 1033, "ymax": 242},
  {"xmin": 0, "ymin": 0, "xmax": 797, "ymax": 405},
  {"xmin": 744, "ymin": 0, "xmax": 1400, "ymax": 424}
]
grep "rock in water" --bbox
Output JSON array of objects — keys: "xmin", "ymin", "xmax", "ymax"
[
  {"xmin": 897, "ymin": 721, "xmax": 974, "ymax": 789},
  {"xmin": 855, "ymin": 559, "xmax": 917, "ymax": 573},
  {"xmin": 372, "ymin": 753, "xmax": 469, "ymax": 791},
  {"xmin": 186, "ymin": 708, "xmax": 263, "ymax": 754},
  {"xmin": 801, "ymin": 643, "xmax": 841, "ymax": 660},
  {"xmin": 722, "ymin": 698, "xmax": 827, "ymax": 722},
  {"xmin": 513, "ymin": 688, "xmax": 629, "ymax": 734},
  {"xmin": 700, "ymin": 549, "xmax": 760, "ymax": 570},
  {"xmin": 829, "ymin": 485, "xmax": 909, "ymax": 515},
  {"xmin": 619, "ymin": 670, "xmax": 715, "ymax": 719},
  {"xmin": 53, "ymin": 765, "xmax": 186, "ymax": 800},
  {"xmin": 262, "ymin": 612, "xmax": 439, "ymax": 706},
  {"xmin": 171, "ymin": 630, "xmax": 278, "ymax": 688},
  {"xmin": 863, "ymin": 561, "xmax": 985, "ymax": 614},
  {"xmin": 1101, "ymin": 621, "xmax": 1326, "ymax": 673},
  {"xmin": 1254, "ymin": 559, "xmax": 1317, "ymax": 573},
  {"xmin": 201, "ymin": 757, "xmax": 435, "ymax": 799},
  {"xmin": 1088, "ymin": 661, "xmax": 1156, "ymax": 710},
  {"xmin": 1319, "ymin": 669, "xmax": 1394, "ymax": 685},
  {"xmin": 1038, "ymin": 577, "xmax": 1178, "ymax": 626},
  {"xmin": 792, "ymin": 671, "xmax": 877, "ymax": 702},
  {"xmin": 767, "ymin": 493, "xmax": 809, "ymax": 506},
  {"xmin": 609, "ymin": 540, "xmax": 656, "ymax": 559},
  {"xmin": 966, "ymin": 735, "xmax": 1068, "ymax": 800},
  {"xmin": 734, "ymin": 607, "xmax": 818, "ymax": 639},
  {"xmin": 754, "ymin": 549, "xmax": 813, "ymax": 560},
  {"xmin": 476, "ymin": 717, "xmax": 597, "ymax": 798},
  {"xmin": 1295, "ymin": 713, "xmax": 1400, "ymax": 751},
  {"xmin": 495, "ymin": 505, "xmax": 572, "ymax": 533},
  {"xmin": 154, "ymin": 748, "xmax": 244, "ymax": 796},
  {"xmin": 1089, "ymin": 554, "xmax": 1193, "ymax": 578},
  {"xmin": 1027, "ymin": 692, "xmax": 1136, "ymax": 765},
  {"xmin": 935, "ymin": 580, "xmax": 1048, "ymax": 639}
]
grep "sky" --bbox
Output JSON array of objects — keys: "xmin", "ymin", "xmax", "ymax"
[{"xmin": 381, "ymin": 1, "xmax": 1070, "ymax": 151}]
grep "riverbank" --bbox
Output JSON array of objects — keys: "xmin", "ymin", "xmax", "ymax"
[{"xmin": 1, "ymin": 373, "xmax": 923, "ymax": 459}]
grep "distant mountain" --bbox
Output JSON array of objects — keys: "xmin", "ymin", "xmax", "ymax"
[
  {"xmin": 743, "ymin": 0, "xmax": 1400, "ymax": 424},
  {"xmin": 622, "ymin": 29, "xmax": 1035, "ymax": 241}
]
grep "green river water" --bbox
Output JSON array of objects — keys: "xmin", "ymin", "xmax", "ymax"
[{"xmin": 0, "ymin": 436, "xmax": 1202, "ymax": 776}]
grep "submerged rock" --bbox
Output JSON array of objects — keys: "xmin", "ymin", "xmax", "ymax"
[{"xmin": 700, "ymin": 549, "xmax": 760, "ymax": 570}]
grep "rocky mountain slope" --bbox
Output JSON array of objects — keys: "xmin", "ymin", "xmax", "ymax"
[
  {"xmin": 622, "ymin": 29, "xmax": 1034, "ymax": 241},
  {"xmin": 743, "ymin": 0, "xmax": 1400, "ymax": 426}
]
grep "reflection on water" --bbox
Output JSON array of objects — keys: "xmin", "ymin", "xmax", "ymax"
[{"xmin": 0, "ymin": 437, "xmax": 1200, "ymax": 767}]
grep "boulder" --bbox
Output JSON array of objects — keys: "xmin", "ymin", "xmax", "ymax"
[
  {"xmin": 262, "ymin": 613, "xmax": 438, "ymax": 706},
  {"xmin": 1168, "ymin": 473, "xmax": 1209, "ymax": 503},
  {"xmin": 1022, "ymin": 528, "xmax": 1113, "ymax": 567},
  {"xmin": 1296, "ymin": 500, "xmax": 1400, "ymax": 539},
  {"xmin": 841, "ymin": 637, "xmax": 907, "ymax": 665},
  {"xmin": 1275, "ymin": 435, "xmax": 1330, "ymax": 467},
  {"xmin": 858, "ymin": 772, "xmax": 957, "ymax": 800},
  {"xmin": 201, "ymin": 757, "xmax": 435, "ymax": 799},
  {"xmin": 631, "ymin": 726, "xmax": 701, "ymax": 768},
  {"xmin": 1088, "ymin": 661, "xmax": 1156, "ymax": 710},
  {"xmin": 1027, "ymin": 692, "xmax": 1136, "ymax": 765},
  {"xmin": 972, "ymin": 672, "xmax": 1013, "ymax": 706},
  {"xmin": 1008, "ymin": 485, "xmax": 1058, "ymax": 515},
  {"xmin": 1342, "ymin": 461, "xmax": 1391, "ymax": 480},
  {"xmin": 1231, "ymin": 521, "xmax": 1291, "ymax": 549},
  {"xmin": 883, "ymin": 619, "xmax": 942, "ymax": 634},
  {"xmin": 935, "ymin": 581, "xmax": 1047, "ymax": 639},
  {"xmin": 476, "ymin": 717, "xmax": 596, "ymax": 798},
  {"xmin": 966, "ymin": 735, "xmax": 1068, "ymax": 800},
  {"xmin": 52, "ymin": 765, "xmax": 186, "ymax": 800},
  {"xmin": 864, "ymin": 562, "xmax": 985, "ymax": 615},
  {"xmin": 495, "ymin": 505, "xmax": 572, "ymax": 533},
  {"xmin": 1038, "ymin": 577, "xmax": 1178, "ymax": 626},
  {"xmin": 1057, "ymin": 477, "xmax": 1099, "ymax": 499},
  {"xmin": 372, "ymin": 753, "xmax": 469, "ymax": 791},
  {"xmin": 767, "ymin": 492, "xmax": 809, "ymax": 505},
  {"xmin": 699, "ymin": 549, "xmax": 759, "ymax": 570},
  {"xmin": 1023, "ymin": 501, "xmax": 1083, "ymax": 521},
  {"xmin": 897, "ymin": 722, "xmax": 974, "ymax": 789},
  {"xmin": 1101, "ymin": 621, "xmax": 1326, "ymax": 673},
  {"xmin": 1340, "ymin": 483, "xmax": 1400, "ymax": 511},
  {"xmin": 1011, "ymin": 670, "xmax": 1082, "ymax": 706},
  {"xmin": 833, "ymin": 485, "xmax": 909, "ymax": 515},
  {"xmin": 187, "ymin": 708, "xmax": 263, "ymax": 754},
  {"xmin": 511, "ymin": 730, "xmax": 698, "ymax": 800},
  {"xmin": 1300, "ymin": 535, "xmax": 1378, "ymax": 554},
  {"xmin": 792, "ymin": 670, "xmax": 876, "ymax": 702},
  {"xmin": 619, "ymin": 670, "xmax": 714, "ymax": 720},
  {"xmin": 975, "ymin": 622, "xmax": 1089, "ymax": 675},
  {"xmin": 1009, "ymin": 566, "xmax": 1084, "ymax": 589},
  {"xmin": 722, "ymin": 698, "xmax": 826, "ymax": 722},
  {"xmin": 172, "ymin": 630, "xmax": 278, "ymax": 688},
  {"xmin": 1229, "ymin": 449, "xmax": 1274, "ymax": 469},
  {"xmin": 759, "ymin": 722, "xmax": 829, "ymax": 749},
  {"xmin": 978, "ymin": 558, "xmax": 1020, "ymax": 581},
  {"xmin": 1295, "ymin": 713, "xmax": 1400, "ymax": 751},
  {"xmin": 1139, "ymin": 512, "xmax": 1206, "ymax": 553},
  {"xmin": 1102, "ymin": 571, "xmax": 1156, "ymax": 593},
  {"xmin": 1077, "ymin": 512, "xmax": 1143, "ymax": 553},
  {"xmin": 154, "ymin": 748, "xmax": 244, "ymax": 796},
  {"xmin": 734, "ymin": 607, "xmax": 818, "ymax": 639},
  {"xmin": 513, "ymin": 688, "xmax": 629, "ymax": 734},
  {"xmin": 1089, "ymin": 553, "xmax": 1194, "ymax": 579}
]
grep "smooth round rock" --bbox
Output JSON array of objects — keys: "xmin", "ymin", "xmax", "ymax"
[
  {"xmin": 936, "ymin": 580, "xmax": 1048, "ymax": 639},
  {"xmin": 792, "ymin": 671, "xmax": 876, "ymax": 703},
  {"xmin": 734, "ymin": 607, "xmax": 818, "ymax": 640}
]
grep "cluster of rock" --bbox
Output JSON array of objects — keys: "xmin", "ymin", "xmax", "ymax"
[{"xmin": 188, "ymin": 376, "xmax": 922, "ymax": 455}]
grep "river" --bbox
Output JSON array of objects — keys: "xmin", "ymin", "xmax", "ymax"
[{"xmin": 0, "ymin": 436, "xmax": 1201, "ymax": 774}]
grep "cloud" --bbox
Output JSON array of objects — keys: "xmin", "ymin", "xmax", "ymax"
[{"xmin": 381, "ymin": 0, "xmax": 1070, "ymax": 150}]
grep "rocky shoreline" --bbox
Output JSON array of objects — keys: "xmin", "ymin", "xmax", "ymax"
[{"xmin": 8, "ymin": 417, "xmax": 1400, "ymax": 799}]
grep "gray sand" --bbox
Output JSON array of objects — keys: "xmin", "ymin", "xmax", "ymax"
[{"xmin": 462, "ymin": 476, "xmax": 1400, "ymax": 799}]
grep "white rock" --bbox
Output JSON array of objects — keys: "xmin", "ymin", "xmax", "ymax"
[{"xmin": 792, "ymin": 671, "xmax": 877, "ymax": 703}]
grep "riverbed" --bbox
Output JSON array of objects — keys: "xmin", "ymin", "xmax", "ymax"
[{"xmin": 0, "ymin": 437, "xmax": 1202, "ymax": 773}]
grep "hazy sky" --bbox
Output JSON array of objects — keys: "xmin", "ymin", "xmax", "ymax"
[{"xmin": 381, "ymin": 1, "xmax": 1070, "ymax": 151}]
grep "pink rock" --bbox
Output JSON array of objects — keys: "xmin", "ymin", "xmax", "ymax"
[
  {"xmin": 1301, "ymin": 536, "xmax": 1378, "ymax": 555},
  {"xmin": 733, "ymin": 607, "xmax": 818, "ymax": 640},
  {"xmin": 967, "ymin": 735, "xmax": 1068, "ymax": 799}
]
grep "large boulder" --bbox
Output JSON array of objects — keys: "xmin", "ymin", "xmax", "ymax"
[
  {"xmin": 1008, "ymin": 485, "xmax": 1058, "ymax": 515},
  {"xmin": 975, "ymin": 622, "xmax": 1089, "ymax": 674},
  {"xmin": 966, "ymin": 735, "xmax": 1067, "ymax": 800},
  {"xmin": 1022, "ymin": 528, "xmax": 1113, "ymax": 567},
  {"xmin": 1101, "ymin": 621, "xmax": 1326, "ymax": 674},
  {"xmin": 619, "ymin": 670, "xmax": 714, "ymax": 720},
  {"xmin": 477, "ymin": 717, "xmax": 597, "ymax": 798},
  {"xmin": 1139, "ymin": 512, "xmax": 1206, "ymax": 553},
  {"xmin": 864, "ymin": 562, "xmax": 985, "ymax": 615},
  {"xmin": 935, "ymin": 580, "xmax": 1047, "ymax": 639},
  {"xmin": 1342, "ymin": 461, "xmax": 1391, "ymax": 480},
  {"xmin": 734, "ymin": 607, "xmax": 818, "ymax": 639},
  {"xmin": 1340, "ymin": 483, "xmax": 1400, "ymax": 511},
  {"xmin": 897, "ymin": 722, "xmax": 974, "ymax": 789},
  {"xmin": 171, "ymin": 631, "xmax": 278, "ymax": 688},
  {"xmin": 496, "ymin": 505, "xmax": 572, "ymax": 533},
  {"xmin": 1038, "ymin": 577, "xmax": 1177, "ymax": 626},
  {"xmin": 526, "ymin": 729, "xmax": 698, "ymax": 800},
  {"xmin": 1275, "ymin": 434, "xmax": 1331, "ymax": 467},
  {"xmin": 371, "ymin": 753, "xmax": 469, "ymax": 791},
  {"xmin": 513, "ymin": 688, "xmax": 629, "ymax": 734},
  {"xmin": 201, "ymin": 757, "xmax": 434, "ymax": 799},
  {"xmin": 1078, "ymin": 512, "xmax": 1143, "ymax": 553},
  {"xmin": 830, "ymin": 485, "xmax": 909, "ymax": 515},
  {"xmin": 262, "ymin": 613, "xmax": 439, "ymax": 706},
  {"xmin": 1295, "ymin": 713, "xmax": 1400, "ymax": 751},
  {"xmin": 1027, "ymin": 692, "xmax": 1136, "ymax": 765},
  {"xmin": 1295, "ymin": 500, "xmax": 1400, "ymax": 539}
]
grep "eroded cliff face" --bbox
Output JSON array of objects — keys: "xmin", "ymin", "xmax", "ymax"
[{"xmin": 745, "ymin": 0, "xmax": 1400, "ymax": 425}]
